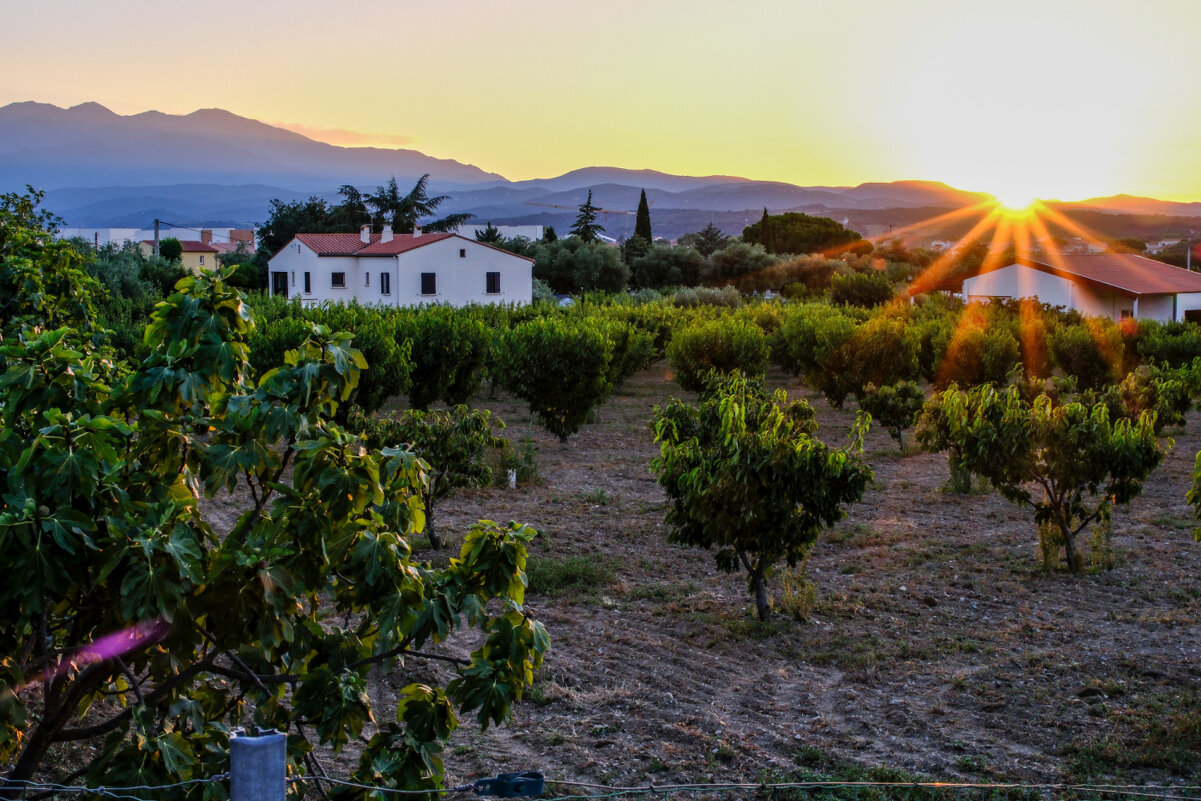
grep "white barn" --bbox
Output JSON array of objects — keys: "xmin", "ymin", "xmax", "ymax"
[
  {"xmin": 947, "ymin": 255, "xmax": 1201, "ymax": 323},
  {"xmin": 267, "ymin": 226, "xmax": 533, "ymax": 307}
]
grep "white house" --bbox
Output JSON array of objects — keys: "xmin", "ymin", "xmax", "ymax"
[
  {"xmin": 267, "ymin": 226, "xmax": 534, "ymax": 307},
  {"xmin": 946, "ymin": 254, "xmax": 1201, "ymax": 323}
]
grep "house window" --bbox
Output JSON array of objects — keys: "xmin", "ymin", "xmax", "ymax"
[
  {"xmin": 199, "ymin": 255, "xmax": 205, "ymax": 265},
  {"xmin": 1120, "ymin": 309, "xmax": 1134, "ymax": 319},
  {"xmin": 459, "ymin": 248, "xmax": 466, "ymax": 258},
  {"xmin": 421, "ymin": 272, "xmax": 437, "ymax": 295},
  {"xmin": 381, "ymin": 272, "xmax": 391, "ymax": 295},
  {"xmin": 332, "ymin": 272, "xmax": 346, "ymax": 289},
  {"xmin": 486, "ymin": 271, "xmax": 501, "ymax": 294},
  {"xmin": 365, "ymin": 272, "xmax": 370, "ymax": 287},
  {"xmin": 291, "ymin": 271, "xmax": 295, "ymax": 286},
  {"xmin": 304, "ymin": 272, "xmax": 311, "ymax": 293}
]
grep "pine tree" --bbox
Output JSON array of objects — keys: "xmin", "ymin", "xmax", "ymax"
[
  {"xmin": 476, "ymin": 221, "xmax": 503, "ymax": 243},
  {"xmin": 570, "ymin": 190, "xmax": 605, "ymax": 243},
  {"xmin": 634, "ymin": 189, "xmax": 653, "ymax": 242},
  {"xmin": 543, "ymin": 225, "xmax": 558, "ymax": 242}
]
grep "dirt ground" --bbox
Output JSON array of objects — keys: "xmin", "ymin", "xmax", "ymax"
[{"xmin": 402, "ymin": 363, "xmax": 1201, "ymax": 789}]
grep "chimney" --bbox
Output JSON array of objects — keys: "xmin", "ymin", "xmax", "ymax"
[
  {"xmin": 200, "ymin": 229, "xmax": 212, "ymax": 245},
  {"xmin": 412, "ymin": 225, "xmax": 422, "ymax": 238},
  {"xmin": 381, "ymin": 224, "xmax": 394, "ymax": 243},
  {"xmin": 360, "ymin": 224, "xmax": 371, "ymax": 244}
]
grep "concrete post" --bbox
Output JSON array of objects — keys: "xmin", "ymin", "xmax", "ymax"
[{"xmin": 230, "ymin": 729, "xmax": 286, "ymax": 801}]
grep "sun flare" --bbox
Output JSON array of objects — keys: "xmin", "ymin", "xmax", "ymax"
[{"xmin": 992, "ymin": 192, "xmax": 1038, "ymax": 215}]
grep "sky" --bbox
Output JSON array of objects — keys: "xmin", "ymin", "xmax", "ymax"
[{"xmin": 2, "ymin": 0, "xmax": 1200, "ymax": 203}]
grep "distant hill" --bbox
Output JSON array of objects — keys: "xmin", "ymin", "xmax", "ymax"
[
  {"xmin": 5, "ymin": 101, "xmax": 1199, "ymax": 234},
  {"xmin": 0, "ymin": 101, "xmax": 503, "ymax": 191}
]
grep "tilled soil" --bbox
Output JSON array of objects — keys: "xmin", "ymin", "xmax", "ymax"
[{"xmin": 420, "ymin": 365, "xmax": 1201, "ymax": 788}]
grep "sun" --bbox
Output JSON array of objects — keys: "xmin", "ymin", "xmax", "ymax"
[{"xmin": 992, "ymin": 190, "xmax": 1039, "ymax": 217}]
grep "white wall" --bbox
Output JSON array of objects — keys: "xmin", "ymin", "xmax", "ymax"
[
  {"xmin": 393, "ymin": 236, "xmax": 532, "ymax": 307},
  {"xmin": 267, "ymin": 235, "xmax": 533, "ymax": 307},
  {"xmin": 1175, "ymin": 292, "xmax": 1201, "ymax": 321},
  {"xmin": 1136, "ymin": 295, "xmax": 1173, "ymax": 322},
  {"xmin": 963, "ymin": 263, "xmax": 1075, "ymax": 307}
]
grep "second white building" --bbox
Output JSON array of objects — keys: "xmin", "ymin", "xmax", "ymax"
[{"xmin": 268, "ymin": 226, "xmax": 534, "ymax": 307}]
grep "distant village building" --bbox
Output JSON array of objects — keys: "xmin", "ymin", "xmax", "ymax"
[
  {"xmin": 267, "ymin": 225, "xmax": 533, "ymax": 307},
  {"xmin": 456, "ymin": 223, "xmax": 544, "ymax": 241},
  {"xmin": 925, "ymin": 254, "xmax": 1201, "ymax": 323},
  {"xmin": 138, "ymin": 230, "xmax": 256, "ymax": 274}
]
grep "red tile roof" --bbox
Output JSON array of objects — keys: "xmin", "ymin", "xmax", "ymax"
[
  {"xmin": 914, "ymin": 254, "xmax": 1201, "ymax": 297},
  {"xmin": 291, "ymin": 232, "xmax": 533, "ymax": 261},
  {"xmin": 1014, "ymin": 254, "xmax": 1201, "ymax": 296},
  {"xmin": 141, "ymin": 239, "xmax": 218, "ymax": 253},
  {"xmin": 357, "ymin": 232, "xmax": 454, "ymax": 255},
  {"xmin": 295, "ymin": 233, "xmax": 379, "ymax": 255}
]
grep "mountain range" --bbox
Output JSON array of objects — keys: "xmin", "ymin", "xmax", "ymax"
[{"xmin": 3, "ymin": 101, "xmax": 1201, "ymax": 239}]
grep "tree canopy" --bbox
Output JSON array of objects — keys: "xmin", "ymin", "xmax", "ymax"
[
  {"xmin": 742, "ymin": 211, "xmax": 861, "ymax": 256},
  {"xmin": 0, "ymin": 192, "xmax": 546, "ymax": 794}
]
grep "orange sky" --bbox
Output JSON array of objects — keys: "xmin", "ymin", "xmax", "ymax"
[{"xmin": 2, "ymin": 0, "xmax": 1200, "ymax": 202}]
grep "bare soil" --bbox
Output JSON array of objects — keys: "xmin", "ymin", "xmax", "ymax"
[{"xmin": 416, "ymin": 364, "xmax": 1201, "ymax": 788}]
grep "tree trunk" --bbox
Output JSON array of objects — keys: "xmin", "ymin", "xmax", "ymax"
[
  {"xmin": 424, "ymin": 493, "xmax": 442, "ymax": 550},
  {"xmin": 1062, "ymin": 526, "xmax": 1081, "ymax": 574},
  {"xmin": 751, "ymin": 558, "xmax": 770, "ymax": 621}
]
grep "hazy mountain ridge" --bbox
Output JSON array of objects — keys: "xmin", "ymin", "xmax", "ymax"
[{"xmin": 4, "ymin": 102, "xmax": 1199, "ymax": 231}]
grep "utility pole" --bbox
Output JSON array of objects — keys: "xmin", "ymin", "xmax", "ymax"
[{"xmin": 154, "ymin": 219, "xmax": 161, "ymax": 257}]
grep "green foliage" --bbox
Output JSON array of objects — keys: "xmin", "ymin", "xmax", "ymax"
[
  {"xmin": 771, "ymin": 303, "xmax": 859, "ymax": 384},
  {"xmin": 671, "ymin": 285, "xmax": 743, "ymax": 308},
  {"xmin": 0, "ymin": 209, "xmax": 546, "ymax": 792},
  {"xmin": 525, "ymin": 555, "xmax": 615, "ymax": 597},
  {"xmin": 530, "ymin": 237, "xmax": 626, "ymax": 294},
  {"xmin": 677, "ymin": 223, "xmax": 729, "ymax": 257},
  {"xmin": 368, "ymin": 174, "xmax": 471, "ymax": 234},
  {"xmin": 702, "ymin": 240, "xmax": 780, "ymax": 286},
  {"xmin": 934, "ymin": 309, "xmax": 1022, "ymax": 389},
  {"xmin": 569, "ymin": 190, "xmax": 605, "ymax": 243},
  {"xmin": 496, "ymin": 317, "xmax": 615, "ymax": 443},
  {"xmin": 666, "ymin": 317, "xmax": 769, "ymax": 392},
  {"xmin": 475, "ymin": 222, "xmax": 503, "ymax": 243},
  {"xmin": 829, "ymin": 271, "xmax": 894, "ymax": 308},
  {"xmin": 1138, "ymin": 320, "xmax": 1201, "ymax": 367},
  {"xmin": 831, "ymin": 314, "xmax": 921, "ymax": 407},
  {"xmin": 258, "ymin": 195, "xmax": 333, "ymax": 257},
  {"xmin": 348, "ymin": 405, "xmax": 505, "ymax": 548},
  {"xmin": 398, "ymin": 307, "xmax": 490, "ymax": 409},
  {"xmin": 651, "ymin": 373, "xmax": 872, "ymax": 619},
  {"xmin": 859, "ymin": 380, "xmax": 925, "ymax": 449},
  {"xmin": 742, "ymin": 211, "xmax": 861, "ymax": 256},
  {"xmin": 917, "ymin": 384, "xmax": 1164, "ymax": 572},
  {"xmin": 1051, "ymin": 321, "xmax": 1124, "ymax": 391},
  {"xmin": 631, "ymin": 244, "xmax": 703, "ymax": 289},
  {"xmin": 158, "ymin": 236, "xmax": 183, "ymax": 262}
]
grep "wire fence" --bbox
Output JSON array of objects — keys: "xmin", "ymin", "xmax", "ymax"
[{"xmin": 2, "ymin": 776, "xmax": 1198, "ymax": 801}]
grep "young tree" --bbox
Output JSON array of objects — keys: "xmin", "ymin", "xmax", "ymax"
[
  {"xmin": 634, "ymin": 188, "xmax": 653, "ymax": 242},
  {"xmin": 496, "ymin": 317, "xmax": 614, "ymax": 443},
  {"xmin": 858, "ymin": 380, "xmax": 925, "ymax": 449},
  {"xmin": 651, "ymin": 373, "xmax": 872, "ymax": 620},
  {"xmin": 0, "ymin": 195, "xmax": 547, "ymax": 792},
  {"xmin": 917, "ymin": 384, "xmax": 1164, "ymax": 572},
  {"xmin": 569, "ymin": 190, "xmax": 605, "ymax": 243},
  {"xmin": 475, "ymin": 222, "xmax": 503, "ymax": 244},
  {"xmin": 743, "ymin": 211, "xmax": 861, "ymax": 256},
  {"xmin": 678, "ymin": 222, "xmax": 729, "ymax": 257},
  {"xmin": 349, "ymin": 406, "xmax": 506, "ymax": 549},
  {"xmin": 256, "ymin": 196, "xmax": 332, "ymax": 258}
]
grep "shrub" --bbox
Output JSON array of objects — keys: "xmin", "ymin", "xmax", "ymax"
[
  {"xmin": 496, "ymin": 317, "xmax": 614, "ymax": 443},
  {"xmin": 667, "ymin": 317, "xmax": 769, "ymax": 392},
  {"xmin": 397, "ymin": 306, "xmax": 490, "ymax": 409},
  {"xmin": 1051, "ymin": 320, "xmax": 1124, "ymax": 390},
  {"xmin": 829, "ymin": 271, "xmax": 894, "ymax": 308}
]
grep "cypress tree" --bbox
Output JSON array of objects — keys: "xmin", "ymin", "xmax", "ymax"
[{"xmin": 634, "ymin": 189, "xmax": 653, "ymax": 242}]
